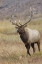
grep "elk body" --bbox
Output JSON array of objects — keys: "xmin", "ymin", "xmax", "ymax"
[
  {"xmin": 10, "ymin": 11, "xmax": 41, "ymax": 55},
  {"xmin": 17, "ymin": 25, "xmax": 41, "ymax": 55}
]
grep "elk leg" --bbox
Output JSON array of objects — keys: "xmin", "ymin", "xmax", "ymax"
[
  {"xmin": 37, "ymin": 42, "xmax": 40, "ymax": 52},
  {"xmin": 25, "ymin": 44, "xmax": 31, "ymax": 56},
  {"xmin": 31, "ymin": 43, "xmax": 35, "ymax": 54}
]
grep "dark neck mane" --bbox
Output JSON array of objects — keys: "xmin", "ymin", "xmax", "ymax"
[{"xmin": 20, "ymin": 32, "xmax": 28, "ymax": 44}]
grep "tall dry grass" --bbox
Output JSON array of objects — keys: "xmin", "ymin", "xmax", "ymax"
[{"xmin": 0, "ymin": 19, "xmax": 42, "ymax": 64}]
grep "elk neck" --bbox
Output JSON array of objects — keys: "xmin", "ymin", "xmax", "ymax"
[{"xmin": 20, "ymin": 31, "xmax": 28, "ymax": 44}]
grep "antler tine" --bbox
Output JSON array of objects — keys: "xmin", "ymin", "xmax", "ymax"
[
  {"xmin": 10, "ymin": 15, "xmax": 19, "ymax": 27},
  {"xmin": 12, "ymin": 21, "xmax": 19, "ymax": 27},
  {"xmin": 19, "ymin": 20, "xmax": 22, "ymax": 26}
]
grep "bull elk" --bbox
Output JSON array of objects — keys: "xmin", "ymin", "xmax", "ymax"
[{"xmin": 10, "ymin": 11, "xmax": 41, "ymax": 56}]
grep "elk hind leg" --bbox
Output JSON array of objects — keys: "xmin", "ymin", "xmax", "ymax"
[{"xmin": 37, "ymin": 41, "xmax": 40, "ymax": 52}]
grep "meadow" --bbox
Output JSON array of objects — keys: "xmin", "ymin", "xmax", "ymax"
[{"xmin": 0, "ymin": 19, "xmax": 42, "ymax": 64}]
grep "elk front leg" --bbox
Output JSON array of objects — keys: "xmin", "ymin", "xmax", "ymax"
[
  {"xmin": 25, "ymin": 44, "xmax": 31, "ymax": 56},
  {"xmin": 31, "ymin": 43, "xmax": 35, "ymax": 54}
]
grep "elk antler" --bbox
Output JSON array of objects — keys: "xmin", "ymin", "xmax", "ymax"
[{"xmin": 22, "ymin": 7, "xmax": 33, "ymax": 26}]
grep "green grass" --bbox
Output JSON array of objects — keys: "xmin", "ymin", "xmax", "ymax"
[
  {"xmin": 35, "ymin": 52, "xmax": 42, "ymax": 56},
  {"xmin": 31, "ymin": 52, "xmax": 42, "ymax": 57}
]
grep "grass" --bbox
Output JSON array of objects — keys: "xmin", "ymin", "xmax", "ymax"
[
  {"xmin": 1, "ymin": 51, "xmax": 42, "ymax": 64},
  {"xmin": 31, "ymin": 52, "xmax": 42, "ymax": 57},
  {"xmin": 34, "ymin": 52, "xmax": 42, "ymax": 56},
  {"xmin": 0, "ymin": 19, "xmax": 42, "ymax": 64},
  {"xmin": 0, "ymin": 33, "xmax": 21, "ymax": 43},
  {"xmin": 1, "ymin": 53, "xmax": 19, "ymax": 60}
]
